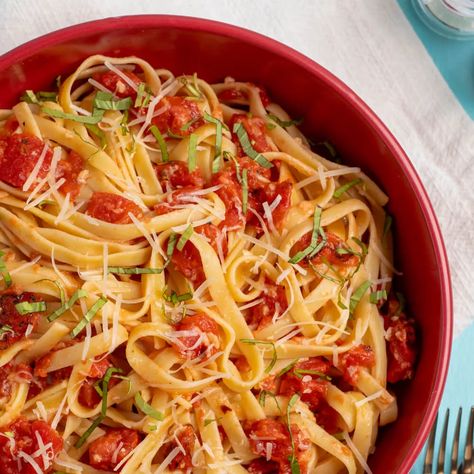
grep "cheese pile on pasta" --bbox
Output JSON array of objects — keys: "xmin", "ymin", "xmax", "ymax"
[{"xmin": 0, "ymin": 55, "xmax": 416, "ymax": 474}]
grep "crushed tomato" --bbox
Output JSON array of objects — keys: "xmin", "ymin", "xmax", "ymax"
[
  {"xmin": 0, "ymin": 363, "xmax": 32, "ymax": 401},
  {"xmin": 0, "ymin": 134, "xmax": 52, "ymax": 189},
  {"xmin": 338, "ymin": 344, "xmax": 376, "ymax": 385},
  {"xmin": 94, "ymin": 70, "xmax": 141, "ymax": 98},
  {"xmin": 86, "ymin": 192, "xmax": 143, "ymax": 224},
  {"xmin": 279, "ymin": 357, "xmax": 331, "ymax": 411},
  {"xmin": 291, "ymin": 231, "xmax": 359, "ymax": 268},
  {"xmin": 151, "ymin": 96, "xmax": 204, "ymax": 137},
  {"xmin": 218, "ymin": 84, "xmax": 271, "ymax": 108},
  {"xmin": 383, "ymin": 297, "xmax": 417, "ymax": 383},
  {"xmin": 56, "ymin": 151, "xmax": 84, "ymax": 201},
  {"xmin": 167, "ymin": 425, "xmax": 195, "ymax": 471},
  {"xmin": 154, "ymin": 186, "xmax": 201, "ymax": 215},
  {"xmin": 88, "ymin": 428, "xmax": 140, "ymax": 470},
  {"xmin": 171, "ymin": 313, "xmax": 220, "ymax": 360},
  {"xmin": 248, "ymin": 277, "xmax": 288, "ymax": 330},
  {"xmin": 245, "ymin": 419, "xmax": 310, "ymax": 474},
  {"xmin": 0, "ymin": 292, "xmax": 42, "ymax": 350},
  {"xmin": 229, "ymin": 114, "xmax": 273, "ymax": 155},
  {"xmin": 170, "ymin": 223, "xmax": 226, "ymax": 286},
  {"xmin": 0, "ymin": 418, "xmax": 63, "ymax": 474},
  {"xmin": 155, "ymin": 160, "xmax": 204, "ymax": 190}
]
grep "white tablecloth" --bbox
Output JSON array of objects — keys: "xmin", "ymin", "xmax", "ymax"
[{"xmin": 1, "ymin": 0, "xmax": 472, "ymax": 335}]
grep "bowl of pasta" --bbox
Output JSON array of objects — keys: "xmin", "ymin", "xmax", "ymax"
[{"xmin": 0, "ymin": 15, "xmax": 451, "ymax": 474}]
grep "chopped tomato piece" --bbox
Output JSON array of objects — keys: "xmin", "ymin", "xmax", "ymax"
[
  {"xmin": 151, "ymin": 96, "xmax": 203, "ymax": 137},
  {"xmin": 245, "ymin": 419, "xmax": 310, "ymax": 474},
  {"xmin": 168, "ymin": 425, "xmax": 195, "ymax": 471},
  {"xmin": 229, "ymin": 114, "xmax": 272, "ymax": 155},
  {"xmin": 86, "ymin": 192, "xmax": 143, "ymax": 224},
  {"xmin": 155, "ymin": 160, "xmax": 204, "ymax": 191},
  {"xmin": 170, "ymin": 223, "xmax": 227, "ymax": 286},
  {"xmin": 88, "ymin": 428, "xmax": 140, "ymax": 471},
  {"xmin": 247, "ymin": 458, "xmax": 280, "ymax": 474},
  {"xmin": 291, "ymin": 231, "xmax": 359, "ymax": 268},
  {"xmin": 56, "ymin": 151, "xmax": 84, "ymax": 200},
  {"xmin": 94, "ymin": 70, "xmax": 141, "ymax": 98},
  {"xmin": 0, "ymin": 418, "xmax": 63, "ymax": 474},
  {"xmin": 154, "ymin": 186, "xmax": 201, "ymax": 215},
  {"xmin": 338, "ymin": 345, "xmax": 376, "ymax": 385},
  {"xmin": 313, "ymin": 401, "xmax": 341, "ymax": 434},
  {"xmin": 248, "ymin": 278, "xmax": 288, "ymax": 330},
  {"xmin": 0, "ymin": 293, "xmax": 42, "ymax": 350},
  {"xmin": 383, "ymin": 297, "xmax": 416, "ymax": 383},
  {"xmin": 218, "ymin": 84, "xmax": 271, "ymax": 107},
  {"xmin": 78, "ymin": 356, "xmax": 118, "ymax": 408},
  {"xmin": 0, "ymin": 134, "xmax": 52, "ymax": 189},
  {"xmin": 171, "ymin": 313, "xmax": 220, "ymax": 360},
  {"xmin": 0, "ymin": 363, "xmax": 32, "ymax": 401},
  {"xmin": 279, "ymin": 357, "xmax": 331, "ymax": 411},
  {"xmin": 0, "ymin": 116, "xmax": 19, "ymax": 137}
]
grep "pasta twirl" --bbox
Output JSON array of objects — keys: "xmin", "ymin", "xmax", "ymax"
[{"xmin": 0, "ymin": 55, "xmax": 417, "ymax": 474}]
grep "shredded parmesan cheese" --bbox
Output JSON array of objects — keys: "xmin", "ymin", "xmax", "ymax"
[
  {"xmin": 342, "ymin": 431, "xmax": 373, "ymax": 474},
  {"xmin": 22, "ymin": 141, "xmax": 50, "ymax": 192},
  {"xmin": 355, "ymin": 389, "xmax": 385, "ymax": 408}
]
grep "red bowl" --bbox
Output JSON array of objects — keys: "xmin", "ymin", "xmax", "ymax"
[{"xmin": 0, "ymin": 15, "xmax": 452, "ymax": 473}]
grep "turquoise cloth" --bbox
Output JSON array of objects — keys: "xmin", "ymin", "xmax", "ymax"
[
  {"xmin": 410, "ymin": 323, "xmax": 474, "ymax": 472},
  {"xmin": 398, "ymin": 0, "xmax": 474, "ymax": 120}
]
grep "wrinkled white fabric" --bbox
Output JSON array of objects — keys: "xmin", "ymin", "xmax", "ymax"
[{"xmin": 1, "ymin": 0, "xmax": 472, "ymax": 335}]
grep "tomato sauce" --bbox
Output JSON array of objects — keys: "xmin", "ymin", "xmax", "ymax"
[
  {"xmin": 168, "ymin": 425, "xmax": 195, "ymax": 471},
  {"xmin": 245, "ymin": 419, "xmax": 310, "ymax": 474},
  {"xmin": 229, "ymin": 114, "xmax": 272, "ymax": 155},
  {"xmin": 0, "ymin": 363, "xmax": 32, "ymax": 401},
  {"xmin": 171, "ymin": 313, "xmax": 220, "ymax": 360},
  {"xmin": 338, "ymin": 345, "xmax": 376, "ymax": 385},
  {"xmin": 88, "ymin": 428, "xmax": 140, "ymax": 470},
  {"xmin": 248, "ymin": 278, "xmax": 288, "ymax": 330},
  {"xmin": 279, "ymin": 357, "xmax": 331, "ymax": 411},
  {"xmin": 383, "ymin": 298, "xmax": 416, "ymax": 383},
  {"xmin": 155, "ymin": 160, "xmax": 204, "ymax": 191},
  {"xmin": 291, "ymin": 231, "xmax": 359, "ymax": 268},
  {"xmin": 151, "ymin": 96, "xmax": 204, "ymax": 137},
  {"xmin": 56, "ymin": 151, "xmax": 84, "ymax": 201},
  {"xmin": 85, "ymin": 192, "xmax": 143, "ymax": 224},
  {"xmin": 0, "ymin": 134, "xmax": 52, "ymax": 189},
  {"xmin": 0, "ymin": 293, "xmax": 42, "ymax": 350},
  {"xmin": 170, "ymin": 223, "xmax": 226, "ymax": 287},
  {"xmin": 94, "ymin": 70, "xmax": 141, "ymax": 98},
  {"xmin": 0, "ymin": 418, "xmax": 63, "ymax": 474}
]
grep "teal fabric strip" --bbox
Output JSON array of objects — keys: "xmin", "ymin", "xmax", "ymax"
[
  {"xmin": 398, "ymin": 0, "xmax": 474, "ymax": 120},
  {"xmin": 410, "ymin": 323, "xmax": 474, "ymax": 472}
]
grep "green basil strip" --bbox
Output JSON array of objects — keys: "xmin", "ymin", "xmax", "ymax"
[
  {"xmin": 233, "ymin": 122, "xmax": 272, "ymax": 169},
  {"xmin": 15, "ymin": 301, "xmax": 46, "ymax": 315},
  {"xmin": 70, "ymin": 295, "xmax": 107, "ymax": 337},
  {"xmin": 134, "ymin": 391, "xmax": 164, "ymax": 421},
  {"xmin": 349, "ymin": 280, "xmax": 371, "ymax": 314},
  {"xmin": 47, "ymin": 289, "xmax": 88, "ymax": 322}
]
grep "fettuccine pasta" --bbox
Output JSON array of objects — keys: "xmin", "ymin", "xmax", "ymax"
[{"xmin": 0, "ymin": 55, "xmax": 417, "ymax": 474}]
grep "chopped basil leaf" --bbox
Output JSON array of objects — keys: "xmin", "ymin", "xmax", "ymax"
[
  {"xmin": 180, "ymin": 116, "xmax": 201, "ymax": 132},
  {"xmin": 42, "ymin": 107, "xmax": 104, "ymax": 124},
  {"xmin": 134, "ymin": 83, "xmax": 152, "ymax": 108},
  {"xmin": 370, "ymin": 289, "xmax": 388, "ymax": 304},
  {"xmin": 93, "ymin": 91, "xmax": 132, "ymax": 111},
  {"xmin": 0, "ymin": 325, "xmax": 14, "ymax": 337},
  {"xmin": 85, "ymin": 123, "xmax": 106, "ymax": 148},
  {"xmin": 258, "ymin": 390, "xmax": 282, "ymax": 413},
  {"xmin": 0, "ymin": 251, "xmax": 12, "ymax": 288},
  {"xmin": 204, "ymin": 417, "xmax": 222, "ymax": 427},
  {"xmin": 352, "ymin": 237, "xmax": 368, "ymax": 257},
  {"xmin": 163, "ymin": 289, "xmax": 193, "ymax": 305},
  {"xmin": 267, "ymin": 113, "xmax": 302, "ymax": 128},
  {"xmin": 204, "ymin": 112, "xmax": 225, "ymax": 172},
  {"xmin": 21, "ymin": 90, "xmax": 58, "ymax": 104},
  {"xmin": 294, "ymin": 369, "xmax": 331, "ymax": 380},
  {"xmin": 150, "ymin": 125, "xmax": 169, "ymax": 163},
  {"xmin": 233, "ymin": 122, "xmax": 273, "ymax": 169},
  {"xmin": 287, "ymin": 394, "xmax": 301, "ymax": 474},
  {"xmin": 107, "ymin": 266, "xmax": 164, "ymax": 275},
  {"xmin": 70, "ymin": 295, "xmax": 107, "ymax": 337},
  {"xmin": 15, "ymin": 301, "xmax": 46, "ymax": 315},
  {"xmin": 135, "ymin": 391, "xmax": 164, "ymax": 421},
  {"xmin": 289, "ymin": 206, "xmax": 325, "ymax": 264},
  {"xmin": 177, "ymin": 225, "xmax": 194, "ymax": 251},
  {"xmin": 241, "ymin": 168, "xmax": 248, "ymax": 214},
  {"xmin": 180, "ymin": 74, "xmax": 201, "ymax": 98},
  {"xmin": 75, "ymin": 416, "xmax": 104, "ymax": 448},
  {"xmin": 383, "ymin": 214, "xmax": 393, "ymax": 240},
  {"xmin": 276, "ymin": 359, "xmax": 299, "ymax": 378},
  {"xmin": 349, "ymin": 280, "xmax": 371, "ymax": 314},
  {"xmin": 167, "ymin": 232, "xmax": 177, "ymax": 259},
  {"xmin": 317, "ymin": 140, "xmax": 341, "ymax": 163},
  {"xmin": 333, "ymin": 178, "xmax": 362, "ymax": 199},
  {"xmin": 21, "ymin": 90, "xmax": 39, "ymax": 104},
  {"xmin": 167, "ymin": 128, "xmax": 184, "ymax": 139},
  {"xmin": 395, "ymin": 292, "xmax": 406, "ymax": 316},
  {"xmin": 47, "ymin": 289, "xmax": 88, "ymax": 322},
  {"xmin": 187, "ymin": 133, "xmax": 198, "ymax": 172},
  {"xmin": 240, "ymin": 339, "xmax": 277, "ymax": 373},
  {"xmin": 37, "ymin": 200, "xmax": 56, "ymax": 209}
]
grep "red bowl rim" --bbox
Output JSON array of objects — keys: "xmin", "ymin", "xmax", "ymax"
[{"xmin": 0, "ymin": 14, "xmax": 453, "ymax": 472}]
